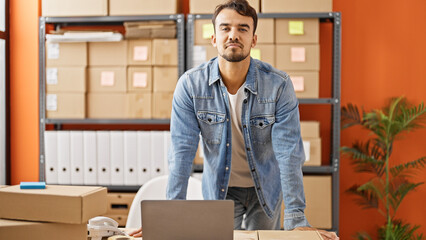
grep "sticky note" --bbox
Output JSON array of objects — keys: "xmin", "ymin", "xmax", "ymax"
[
  {"xmin": 133, "ymin": 72, "xmax": 148, "ymax": 88},
  {"xmin": 134, "ymin": 46, "xmax": 148, "ymax": 61},
  {"xmin": 202, "ymin": 24, "xmax": 214, "ymax": 39},
  {"xmin": 303, "ymin": 141, "xmax": 311, "ymax": 161},
  {"xmin": 46, "ymin": 94, "xmax": 57, "ymax": 111},
  {"xmin": 250, "ymin": 48, "xmax": 261, "ymax": 60},
  {"xmin": 47, "ymin": 43, "xmax": 60, "ymax": 59},
  {"xmin": 289, "ymin": 21, "xmax": 304, "ymax": 35},
  {"xmin": 291, "ymin": 76, "xmax": 305, "ymax": 92},
  {"xmin": 101, "ymin": 71, "xmax": 115, "ymax": 86},
  {"xmin": 20, "ymin": 182, "xmax": 46, "ymax": 189},
  {"xmin": 46, "ymin": 68, "xmax": 58, "ymax": 85},
  {"xmin": 291, "ymin": 47, "xmax": 306, "ymax": 62}
]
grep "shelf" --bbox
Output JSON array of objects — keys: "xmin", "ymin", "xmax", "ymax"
[
  {"xmin": 298, "ymin": 98, "xmax": 338, "ymax": 104},
  {"xmin": 193, "ymin": 164, "xmax": 336, "ymax": 174},
  {"xmin": 43, "ymin": 14, "xmax": 184, "ymax": 24},
  {"xmin": 44, "ymin": 118, "xmax": 171, "ymax": 125},
  {"xmin": 189, "ymin": 12, "xmax": 340, "ymax": 20}
]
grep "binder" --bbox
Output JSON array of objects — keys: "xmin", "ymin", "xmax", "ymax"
[
  {"xmin": 44, "ymin": 131, "xmax": 58, "ymax": 184},
  {"xmin": 57, "ymin": 131, "xmax": 71, "ymax": 184},
  {"xmin": 137, "ymin": 131, "xmax": 151, "ymax": 185},
  {"xmin": 150, "ymin": 131, "xmax": 165, "ymax": 179},
  {"xmin": 70, "ymin": 131, "xmax": 84, "ymax": 185},
  {"xmin": 124, "ymin": 131, "xmax": 138, "ymax": 185},
  {"xmin": 163, "ymin": 131, "xmax": 171, "ymax": 175},
  {"xmin": 110, "ymin": 131, "xmax": 124, "ymax": 185},
  {"xmin": 97, "ymin": 131, "xmax": 111, "ymax": 185},
  {"xmin": 83, "ymin": 131, "xmax": 97, "ymax": 185}
]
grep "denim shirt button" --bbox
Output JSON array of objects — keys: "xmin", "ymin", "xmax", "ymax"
[
  {"xmin": 227, "ymin": 118, "xmax": 229, "ymax": 122},
  {"xmin": 243, "ymin": 99, "xmax": 248, "ymax": 104},
  {"xmin": 243, "ymin": 125, "xmax": 247, "ymax": 128},
  {"xmin": 226, "ymin": 143, "xmax": 229, "ymax": 147},
  {"xmin": 221, "ymin": 188, "xmax": 225, "ymax": 192},
  {"xmin": 246, "ymin": 147, "xmax": 251, "ymax": 151},
  {"xmin": 225, "ymin": 167, "xmax": 229, "ymax": 171},
  {"xmin": 251, "ymin": 168, "xmax": 255, "ymax": 172}
]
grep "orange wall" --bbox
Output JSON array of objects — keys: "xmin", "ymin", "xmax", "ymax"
[{"xmin": 9, "ymin": 0, "xmax": 426, "ymax": 239}]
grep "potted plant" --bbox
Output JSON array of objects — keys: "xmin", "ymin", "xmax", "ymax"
[{"xmin": 341, "ymin": 96, "xmax": 426, "ymax": 240}]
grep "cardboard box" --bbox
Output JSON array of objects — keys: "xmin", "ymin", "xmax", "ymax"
[
  {"xmin": 258, "ymin": 230, "xmax": 323, "ymax": 239},
  {"xmin": 104, "ymin": 214, "xmax": 128, "ymax": 227},
  {"xmin": 275, "ymin": 18, "xmax": 319, "ymax": 44},
  {"xmin": 0, "ymin": 219, "xmax": 87, "ymax": 240},
  {"xmin": 46, "ymin": 93, "xmax": 85, "ymax": 119},
  {"xmin": 190, "ymin": 0, "xmax": 259, "ymax": 13},
  {"xmin": 128, "ymin": 67, "xmax": 152, "ymax": 93},
  {"xmin": 152, "ymin": 92, "xmax": 173, "ymax": 119},
  {"xmin": 124, "ymin": 21, "xmax": 177, "ymax": 39},
  {"xmin": 153, "ymin": 67, "xmax": 178, "ymax": 92},
  {"xmin": 261, "ymin": 0, "xmax": 332, "ymax": 13},
  {"xmin": 302, "ymin": 137, "xmax": 321, "ymax": 166},
  {"xmin": 42, "ymin": 0, "xmax": 107, "ymax": 17},
  {"xmin": 287, "ymin": 71, "xmax": 319, "ymax": 98},
  {"xmin": 0, "ymin": 185, "xmax": 107, "ymax": 224},
  {"xmin": 234, "ymin": 230, "xmax": 258, "ymax": 240},
  {"xmin": 192, "ymin": 44, "xmax": 217, "ymax": 68},
  {"xmin": 109, "ymin": 0, "xmax": 181, "ymax": 15},
  {"xmin": 251, "ymin": 44, "xmax": 275, "ymax": 67},
  {"xmin": 194, "ymin": 19, "xmax": 214, "ymax": 45},
  {"xmin": 300, "ymin": 121, "xmax": 320, "ymax": 138},
  {"xmin": 275, "ymin": 44, "xmax": 320, "ymax": 71},
  {"xmin": 88, "ymin": 41, "xmax": 127, "ymax": 66},
  {"xmin": 46, "ymin": 42, "xmax": 87, "ymax": 67},
  {"xmin": 46, "ymin": 67, "xmax": 86, "ymax": 93},
  {"xmin": 127, "ymin": 39, "xmax": 152, "ymax": 66},
  {"xmin": 256, "ymin": 18, "xmax": 274, "ymax": 44},
  {"xmin": 106, "ymin": 193, "xmax": 135, "ymax": 215},
  {"xmin": 88, "ymin": 67, "xmax": 127, "ymax": 93},
  {"xmin": 126, "ymin": 93, "xmax": 152, "ymax": 119},
  {"xmin": 87, "ymin": 93, "xmax": 126, "ymax": 118},
  {"xmin": 152, "ymin": 39, "xmax": 178, "ymax": 66}
]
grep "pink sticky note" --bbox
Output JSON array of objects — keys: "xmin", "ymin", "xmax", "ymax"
[
  {"xmin": 100, "ymin": 71, "xmax": 115, "ymax": 86},
  {"xmin": 291, "ymin": 47, "xmax": 306, "ymax": 62},
  {"xmin": 133, "ymin": 72, "xmax": 148, "ymax": 88},
  {"xmin": 291, "ymin": 76, "xmax": 305, "ymax": 92},
  {"xmin": 134, "ymin": 46, "xmax": 148, "ymax": 61}
]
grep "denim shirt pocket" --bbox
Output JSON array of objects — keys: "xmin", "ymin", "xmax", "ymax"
[
  {"xmin": 197, "ymin": 111, "xmax": 226, "ymax": 144},
  {"xmin": 250, "ymin": 115, "xmax": 275, "ymax": 144}
]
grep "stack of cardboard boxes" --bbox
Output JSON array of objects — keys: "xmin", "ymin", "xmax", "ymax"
[{"xmin": 105, "ymin": 192, "xmax": 136, "ymax": 226}]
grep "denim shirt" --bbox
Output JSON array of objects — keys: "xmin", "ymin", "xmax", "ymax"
[{"xmin": 166, "ymin": 57, "xmax": 310, "ymax": 230}]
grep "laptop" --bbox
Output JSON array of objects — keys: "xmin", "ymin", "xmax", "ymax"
[{"xmin": 141, "ymin": 200, "xmax": 234, "ymax": 240}]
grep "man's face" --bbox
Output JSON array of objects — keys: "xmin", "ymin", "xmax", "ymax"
[{"xmin": 212, "ymin": 9, "xmax": 257, "ymax": 62}]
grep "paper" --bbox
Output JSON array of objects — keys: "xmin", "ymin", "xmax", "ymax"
[
  {"xmin": 133, "ymin": 72, "xmax": 148, "ymax": 88},
  {"xmin": 250, "ymin": 48, "xmax": 261, "ymax": 60},
  {"xmin": 133, "ymin": 46, "xmax": 148, "ymax": 61},
  {"xmin": 291, "ymin": 76, "xmax": 305, "ymax": 92},
  {"xmin": 47, "ymin": 43, "xmax": 60, "ymax": 59},
  {"xmin": 291, "ymin": 47, "xmax": 306, "ymax": 62},
  {"xmin": 202, "ymin": 24, "xmax": 214, "ymax": 39},
  {"xmin": 193, "ymin": 45, "xmax": 207, "ymax": 67},
  {"xmin": 289, "ymin": 21, "xmax": 304, "ymax": 35},
  {"xmin": 100, "ymin": 71, "xmax": 115, "ymax": 86},
  {"xmin": 303, "ymin": 140, "xmax": 311, "ymax": 161},
  {"xmin": 46, "ymin": 94, "xmax": 57, "ymax": 111},
  {"xmin": 46, "ymin": 68, "xmax": 58, "ymax": 85}
]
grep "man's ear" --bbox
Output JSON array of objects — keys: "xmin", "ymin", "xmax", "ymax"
[
  {"xmin": 251, "ymin": 34, "xmax": 257, "ymax": 48},
  {"xmin": 211, "ymin": 33, "xmax": 217, "ymax": 47}
]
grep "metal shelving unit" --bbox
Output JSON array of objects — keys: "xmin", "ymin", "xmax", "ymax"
[
  {"xmin": 38, "ymin": 14, "xmax": 185, "ymax": 190},
  {"xmin": 186, "ymin": 13, "xmax": 341, "ymax": 233}
]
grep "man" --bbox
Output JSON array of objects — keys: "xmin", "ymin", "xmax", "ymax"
[{"xmin": 131, "ymin": 0, "xmax": 338, "ymax": 239}]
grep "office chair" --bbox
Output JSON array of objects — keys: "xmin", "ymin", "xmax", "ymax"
[{"xmin": 125, "ymin": 175, "xmax": 203, "ymax": 228}]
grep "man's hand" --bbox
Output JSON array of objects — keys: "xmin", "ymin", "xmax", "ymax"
[
  {"xmin": 128, "ymin": 227, "xmax": 142, "ymax": 238},
  {"xmin": 294, "ymin": 226, "xmax": 339, "ymax": 240}
]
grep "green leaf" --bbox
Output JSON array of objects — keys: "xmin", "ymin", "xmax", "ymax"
[
  {"xmin": 378, "ymin": 219, "xmax": 424, "ymax": 240},
  {"xmin": 353, "ymin": 232, "xmax": 373, "ymax": 240},
  {"xmin": 346, "ymin": 184, "xmax": 379, "ymax": 210},
  {"xmin": 342, "ymin": 103, "xmax": 363, "ymax": 129},
  {"xmin": 390, "ymin": 157, "xmax": 426, "ymax": 178},
  {"xmin": 341, "ymin": 140, "xmax": 385, "ymax": 176},
  {"xmin": 389, "ymin": 179, "xmax": 423, "ymax": 213}
]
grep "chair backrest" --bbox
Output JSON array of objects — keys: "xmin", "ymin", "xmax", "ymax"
[{"xmin": 125, "ymin": 175, "xmax": 203, "ymax": 228}]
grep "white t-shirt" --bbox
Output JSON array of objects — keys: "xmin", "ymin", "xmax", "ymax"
[{"xmin": 228, "ymin": 84, "xmax": 255, "ymax": 187}]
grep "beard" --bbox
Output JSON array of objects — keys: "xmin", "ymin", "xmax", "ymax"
[{"xmin": 220, "ymin": 41, "xmax": 250, "ymax": 62}]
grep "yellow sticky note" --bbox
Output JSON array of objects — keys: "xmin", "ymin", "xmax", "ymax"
[
  {"xmin": 202, "ymin": 24, "xmax": 214, "ymax": 39},
  {"xmin": 251, "ymin": 48, "xmax": 261, "ymax": 60},
  {"xmin": 289, "ymin": 21, "xmax": 304, "ymax": 35}
]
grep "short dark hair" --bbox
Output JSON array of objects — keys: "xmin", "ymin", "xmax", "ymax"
[{"xmin": 212, "ymin": 0, "xmax": 258, "ymax": 35}]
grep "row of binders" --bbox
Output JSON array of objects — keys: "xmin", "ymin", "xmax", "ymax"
[{"xmin": 44, "ymin": 131, "xmax": 171, "ymax": 185}]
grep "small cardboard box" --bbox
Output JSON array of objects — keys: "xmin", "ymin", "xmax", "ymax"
[
  {"xmin": 109, "ymin": 0, "xmax": 181, "ymax": 15},
  {"xmin": 192, "ymin": 44, "xmax": 217, "ymax": 68},
  {"xmin": 128, "ymin": 67, "xmax": 153, "ymax": 93},
  {"xmin": 258, "ymin": 230, "xmax": 323, "ymax": 239},
  {"xmin": 127, "ymin": 39, "xmax": 152, "ymax": 66},
  {"xmin": 256, "ymin": 18, "xmax": 274, "ymax": 44},
  {"xmin": 46, "ymin": 42, "xmax": 87, "ymax": 67},
  {"xmin": 287, "ymin": 71, "xmax": 319, "ymax": 98},
  {"xmin": 42, "ymin": 0, "xmax": 108, "ymax": 17},
  {"xmin": 126, "ymin": 93, "xmax": 152, "ymax": 119},
  {"xmin": 275, "ymin": 18, "xmax": 319, "ymax": 44},
  {"xmin": 275, "ymin": 44, "xmax": 320, "ymax": 71},
  {"xmin": 300, "ymin": 121, "xmax": 320, "ymax": 138},
  {"xmin": 251, "ymin": 44, "xmax": 275, "ymax": 67},
  {"xmin": 153, "ymin": 67, "xmax": 178, "ymax": 92},
  {"xmin": 125, "ymin": 21, "xmax": 177, "ymax": 39},
  {"xmin": 88, "ymin": 67, "xmax": 127, "ymax": 93},
  {"xmin": 261, "ymin": 0, "xmax": 332, "ymax": 13},
  {"xmin": 302, "ymin": 137, "xmax": 321, "ymax": 166},
  {"xmin": 46, "ymin": 67, "xmax": 86, "ymax": 93},
  {"xmin": 152, "ymin": 39, "xmax": 178, "ymax": 66},
  {"xmin": 0, "ymin": 219, "xmax": 87, "ymax": 240},
  {"xmin": 106, "ymin": 193, "xmax": 135, "ymax": 215},
  {"xmin": 87, "ymin": 93, "xmax": 126, "ymax": 118},
  {"xmin": 88, "ymin": 41, "xmax": 127, "ymax": 66},
  {"xmin": 190, "ymin": 0, "xmax": 259, "ymax": 13},
  {"xmin": 152, "ymin": 92, "xmax": 173, "ymax": 119},
  {"xmin": 194, "ymin": 19, "xmax": 214, "ymax": 45},
  {"xmin": 104, "ymin": 214, "xmax": 128, "ymax": 227},
  {"xmin": 0, "ymin": 185, "xmax": 107, "ymax": 224},
  {"xmin": 234, "ymin": 230, "xmax": 258, "ymax": 240},
  {"xmin": 46, "ymin": 93, "xmax": 85, "ymax": 119}
]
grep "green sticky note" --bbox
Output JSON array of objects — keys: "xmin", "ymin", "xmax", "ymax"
[
  {"xmin": 251, "ymin": 48, "xmax": 261, "ymax": 60},
  {"xmin": 202, "ymin": 24, "xmax": 214, "ymax": 39},
  {"xmin": 289, "ymin": 21, "xmax": 304, "ymax": 35}
]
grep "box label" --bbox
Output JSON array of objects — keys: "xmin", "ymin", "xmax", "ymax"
[
  {"xmin": 291, "ymin": 47, "xmax": 306, "ymax": 62},
  {"xmin": 47, "ymin": 43, "xmax": 60, "ymax": 59},
  {"xmin": 46, "ymin": 94, "xmax": 58, "ymax": 111},
  {"xmin": 202, "ymin": 24, "xmax": 214, "ymax": 39},
  {"xmin": 193, "ymin": 45, "xmax": 207, "ymax": 67},
  {"xmin": 133, "ymin": 72, "xmax": 148, "ymax": 88},
  {"xmin": 303, "ymin": 140, "xmax": 311, "ymax": 161},
  {"xmin": 289, "ymin": 21, "xmax": 304, "ymax": 35},
  {"xmin": 250, "ymin": 48, "xmax": 261, "ymax": 60},
  {"xmin": 46, "ymin": 68, "xmax": 58, "ymax": 85},
  {"xmin": 133, "ymin": 46, "xmax": 148, "ymax": 61},
  {"xmin": 291, "ymin": 76, "xmax": 305, "ymax": 92},
  {"xmin": 101, "ymin": 71, "xmax": 115, "ymax": 86}
]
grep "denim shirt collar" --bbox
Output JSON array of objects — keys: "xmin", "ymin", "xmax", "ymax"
[{"xmin": 208, "ymin": 57, "xmax": 258, "ymax": 95}]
